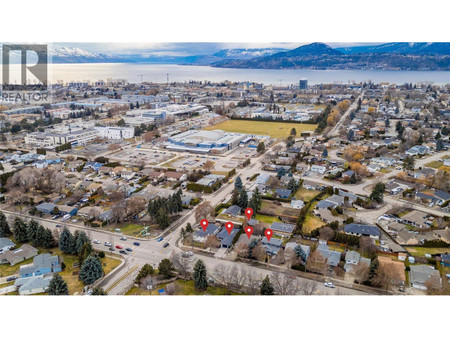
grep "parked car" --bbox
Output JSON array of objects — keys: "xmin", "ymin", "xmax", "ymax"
[
  {"xmin": 55, "ymin": 224, "xmax": 62, "ymax": 228},
  {"xmin": 6, "ymin": 276, "xmax": 17, "ymax": 282},
  {"xmin": 133, "ymin": 241, "xmax": 140, "ymax": 246},
  {"xmin": 52, "ymin": 214, "xmax": 61, "ymax": 220},
  {"xmin": 156, "ymin": 237, "xmax": 164, "ymax": 242},
  {"xmin": 119, "ymin": 250, "xmax": 127, "ymax": 254},
  {"xmin": 126, "ymin": 248, "xmax": 133, "ymax": 252},
  {"xmin": 104, "ymin": 242, "xmax": 112, "ymax": 247},
  {"xmin": 93, "ymin": 240, "xmax": 100, "ymax": 244},
  {"xmin": 163, "ymin": 243, "xmax": 170, "ymax": 248},
  {"xmin": 120, "ymin": 236, "xmax": 127, "ymax": 241},
  {"xmin": 115, "ymin": 245, "xmax": 123, "ymax": 249},
  {"xmin": 62, "ymin": 214, "xmax": 71, "ymax": 221},
  {"xmin": 109, "ymin": 247, "xmax": 115, "ymax": 251},
  {"xmin": 324, "ymin": 282, "xmax": 335, "ymax": 288}
]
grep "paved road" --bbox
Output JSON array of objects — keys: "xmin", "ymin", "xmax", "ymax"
[{"xmin": 327, "ymin": 93, "xmax": 364, "ymax": 138}]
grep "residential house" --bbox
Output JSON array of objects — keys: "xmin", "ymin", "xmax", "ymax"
[
  {"xmin": 216, "ymin": 228, "xmax": 240, "ymax": 248},
  {"xmin": 316, "ymin": 244, "xmax": 341, "ymax": 267},
  {"xmin": 0, "ymin": 238, "xmax": 15, "ymax": 254},
  {"xmin": 275, "ymin": 188, "xmax": 292, "ymax": 199},
  {"xmin": 165, "ymin": 171, "xmax": 187, "ymax": 182},
  {"xmin": 0, "ymin": 244, "xmax": 38, "ymax": 266},
  {"xmin": 14, "ymin": 274, "xmax": 53, "ymax": 295},
  {"xmin": 311, "ymin": 165, "xmax": 326, "ymax": 174},
  {"xmin": 193, "ymin": 224, "xmax": 219, "ymax": 243},
  {"xmin": 270, "ymin": 222, "xmax": 295, "ymax": 237},
  {"xmin": 344, "ymin": 250, "xmax": 371, "ymax": 272},
  {"xmin": 344, "ymin": 223, "xmax": 380, "ymax": 239},
  {"xmin": 410, "ymin": 265, "xmax": 441, "ymax": 290},
  {"xmin": 36, "ymin": 202, "xmax": 57, "ymax": 214},
  {"xmin": 19, "ymin": 254, "xmax": 62, "ymax": 278},
  {"xmin": 290, "ymin": 200, "xmax": 305, "ymax": 209},
  {"xmin": 261, "ymin": 237, "xmax": 283, "ymax": 255}
]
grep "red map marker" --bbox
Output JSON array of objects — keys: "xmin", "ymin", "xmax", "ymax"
[
  {"xmin": 200, "ymin": 219, "xmax": 209, "ymax": 231},
  {"xmin": 245, "ymin": 207, "xmax": 254, "ymax": 220},
  {"xmin": 265, "ymin": 229, "xmax": 273, "ymax": 242},
  {"xmin": 225, "ymin": 222, "xmax": 234, "ymax": 234},
  {"xmin": 245, "ymin": 226, "xmax": 254, "ymax": 239}
]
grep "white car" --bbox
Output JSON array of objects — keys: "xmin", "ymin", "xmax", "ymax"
[
  {"xmin": 120, "ymin": 236, "xmax": 127, "ymax": 241},
  {"xmin": 93, "ymin": 240, "xmax": 100, "ymax": 244},
  {"xmin": 324, "ymin": 282, "xmax": 335, "ymax": 288},
  {"xmin": 104, "ymin": 242, "xmax": 112, "ymax": 247}
]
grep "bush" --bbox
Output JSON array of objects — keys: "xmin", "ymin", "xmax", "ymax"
[{"xmin": 98, "ymin": 251, "xmax": 105, "ymax": 258}]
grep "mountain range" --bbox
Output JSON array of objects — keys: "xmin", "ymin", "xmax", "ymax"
[{"xmin": 49, "ymin": 43, "xmax": 450, "ymax": 70}]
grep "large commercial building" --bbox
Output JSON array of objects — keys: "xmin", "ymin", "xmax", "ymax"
[
  {"xmin": 95, "ymin": 126, "xmax": 135, "ymax": 140},
  {"xmin": 166, "ymin": 129, "xmax": 268, "ymax": 154},
  {"xmin": 299, "ymin": 79, "xmax": 308, "ymax": 90},
  {"xmin": 25, "ymin": 128, "xmax": 98, "ymax": 147}
]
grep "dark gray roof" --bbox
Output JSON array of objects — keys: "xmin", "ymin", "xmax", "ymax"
[
  {"xmin": 317, "ymin": 244, "xmax": 341, "ymax": 267},
  {"xmin": 0, "ymin": 237, "xmax": 15, "ymax": 249},
  {"xmin": 271, "ymin": 222, "xmax": 295, "ymax": 234},
  {"xmin": 344, "ymin": 223, "xmax": 380, "ymax": 237},
  {"xmin": 223, "ymin": 205, "xmax": 241, "ymax": 216},
  {"xmin": 194, "ymin": 224, "xmax": 219, "ymax": 238},
  {"xmin": 217, "ymin": 228, "xmax": 240, "ymax": 247}
]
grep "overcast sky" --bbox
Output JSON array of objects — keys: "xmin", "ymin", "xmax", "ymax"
[{"xmin": 51, "ymin": 42, "xmax": 383, "ymax": 56}]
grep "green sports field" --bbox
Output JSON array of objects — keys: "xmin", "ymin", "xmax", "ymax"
[{"xmin": 204, "ymin": 120, "xmax": 316, "ymax": 138}]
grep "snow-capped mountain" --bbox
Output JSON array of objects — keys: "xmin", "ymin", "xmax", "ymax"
[
  {"xmin": 49, "ymin": 47, "xmax": 127, "ymax": 63},
  {"xmin": 212, "ymin": 48, "xmax": 287, "ymax": 60}
]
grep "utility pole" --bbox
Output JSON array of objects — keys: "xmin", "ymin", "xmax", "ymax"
[{"xmin": 137, "ymin": 75, "xmax": 145, "ymax": 83}]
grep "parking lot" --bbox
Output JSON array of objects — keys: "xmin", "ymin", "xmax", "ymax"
[{"xmin": 109, "ymin": 148, "xmax": 174, "ymax": 165}]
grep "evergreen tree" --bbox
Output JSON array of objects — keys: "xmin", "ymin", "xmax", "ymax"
[
  {"xmin": 193, "ymin": 259, "xmax": 208, "ymax": 290},
  {"xmin": 12, "ymin": 217, "xmax": 28, "ymax": 243},
  {"xmin": 260, "ymin": 275, "xmax": 274, "ymax": 295},
  {"xmin": 0, "ymin": 212, "xmax": 11, "ymax": 237},
  {"xmin": 59, "ymin": 227, "xmax": 73, "ymax": 254},
  {"xmin": 79, "ymin": 255, "xmax": 103, "ymax": 285},
  {"xmin": 231, "ymin": 188, "xmax": 240, "ymax": 205},
  {"xmin": 347, "ymin": 129, "xmax": 355, "ymax": 141},
  {"xmin": 257, "ymin": 142, "xmax": 265, "ymax": 153},
  {"xmin": 156, "ymin": 208, "xmax": 170, "ymax": 229},
  {"xmin": 234, "ymin": 177, "xmax": 243, "ymax": 191},
  {"xmin": 75, "ymin": 231, "xmax": 90, "ymax": 254},
  {"xmin": 158, "ymin": 259, "xmax": 175, "ymax": 278},
  {"xmin": 35, "ymin": 225, "xmax": 47, "ymax": 247},
  {"xmin": 403, "ymin": 156, "xmax": 415, "ymax": 171},
  {"xmin": 290, "ymin": 128, "xmax": 297, "ymax": 137},
  {"xmin": 248, "ymin": 187, "xmax": 262, "ymax": 213},
  {"xmin": 322, "ymin": 148, "xmax": 328, "ymax": 158},
  {"xmin": 435, "ymin": 131, "xmax": 441, "ymax": 140},
  {"xmin": 276, "ymin": 167, "xmax": 286, "ymax": 179},
  {"xmin": 287, "ymin": 178, "xmax": 298, "ymax": 192},
  {"xmin": 43, "ymin": 228, "xmax": 55, "ymax": 248},
  {"xmin": 294, "ymin": 245, "xmax": 307, "ymax": 264},
  {"xmin": 185, "ymin": 223, "xmax": 193, "ymax": 233},
  {"xmin": 91, "ymin": 287, "xmax": 107, "ymax": 295},
  {"xmin": 436, "ymin": 138, "xmax": 445, "ymax": 151},
  {"xmin": 238, "ymin": 190, "xmax": 248, "ymax": 209},
  {"xmin": 78, "ymin": 242, "xmax": 93, "ymax": 267},
  {"xmin": 27, "ymin": 220, "xmax": 39, "ymax": 245},
  {"xmin": 370, "ymin": 182, "xmax": 385, "ymax": 203},
  {"xmin": 47, "ymin": 273, "xmax": 69, "ymax": 295}
]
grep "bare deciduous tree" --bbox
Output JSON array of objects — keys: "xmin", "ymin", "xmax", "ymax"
[
  {"xmin": 204, "ymin": 235, "xmax": 220, "ymax": 252},
  {"xmin": 195, "ymin": 201, "xmax": 213, "ymax": 223},
  {"xmin": 252, "ymin": 243, "xmax": 267, "ymax": 262},
  {"xmin": 353, "ymin": 262, "xmax": 370, "ymax": 284},
  {"xmin": 171, "ymin": 252, "xmax": 193, "ymax": 280},
  {"xmin": 319, "ymin": 227, "xmax": 335, "ymax": 241},
  {"xmin": 270, "ymin": 272, "xmax": 301, "ymax": 295},
  {"xmin": 299, "ymin": 279, "xmax": 318, "ymax": 295},
  {"xmin": 213, "ymin": 264, "xmax": 233, "ymax": 286},
  {"xmin": 235, "ymin": 242, "xmax": 249, "ymax": 258}
]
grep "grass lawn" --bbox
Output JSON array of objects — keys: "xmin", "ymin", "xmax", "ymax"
[
  {"xmin": 204, "ymin": 120, "xmax": 317, "ymax": 139},
  {"xmin": 255, "ymin": 214, "xmax": 279, "ymax": 224},
  {"xmin": 109, "ymin": 223, "xmax": 146, "ymax": 237},
  {"xmin": 302, "ymin": 213, "xmax": 326, "ymax": 234},
  {"xmin": 405, "ymin": 246, "xmax": 449, "ymax": 257},
  {"xmin": 126, "ymin": 279, "xmax": 238, "ymax": 295},
  {"xmin": 425, "ymin": 161, "xmax": 443, "ymax": 169},
  {"xmin": 294, "ymin": 188, "xmax": 321, "ymax": 202},
  {"xmin": 52, "ymin": 248, "xmax": 120, "ymax": 295}
]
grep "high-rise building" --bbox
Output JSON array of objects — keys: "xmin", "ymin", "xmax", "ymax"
[{"xmin": 299, "ymin": 79, "xmax": 308, "ymax": 90}]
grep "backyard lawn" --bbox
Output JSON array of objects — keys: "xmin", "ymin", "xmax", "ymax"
[
  {"xmin": 255, "ymin": 214, "xmax": 280, "ymax": 224},
  {"xmin": 425, "ymin": 161, "xmax": 443, "ymax": 169},
  {"xmin": 204, "ymin": 120, "xmax": 317, "ymax": 138},
  {"xmin": 302, "ymin": 213, "xmax": 326, "ymax": 234},
  {"xmin": 107, "ymin": 223, "xmax": 147, "ymax": 237},
  {"xmin": 294, "ymin": 188, "xmax": 321, "ymax": 202},
  {"xmin": 405, "ymin": 246, "xmax": 450, "ymax": 257}
]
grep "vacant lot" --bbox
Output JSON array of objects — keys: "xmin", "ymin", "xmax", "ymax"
[
  {"xmin": 406, "ymin": 246, "xmax": 450, "ymax": 257},
  {"xmin": 294, "ymin": 188, "xmax": 321, "ymax": 202},
  {"xmin": 204, "ymin": 120, "xmax": 317, "ymax": 138}
]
